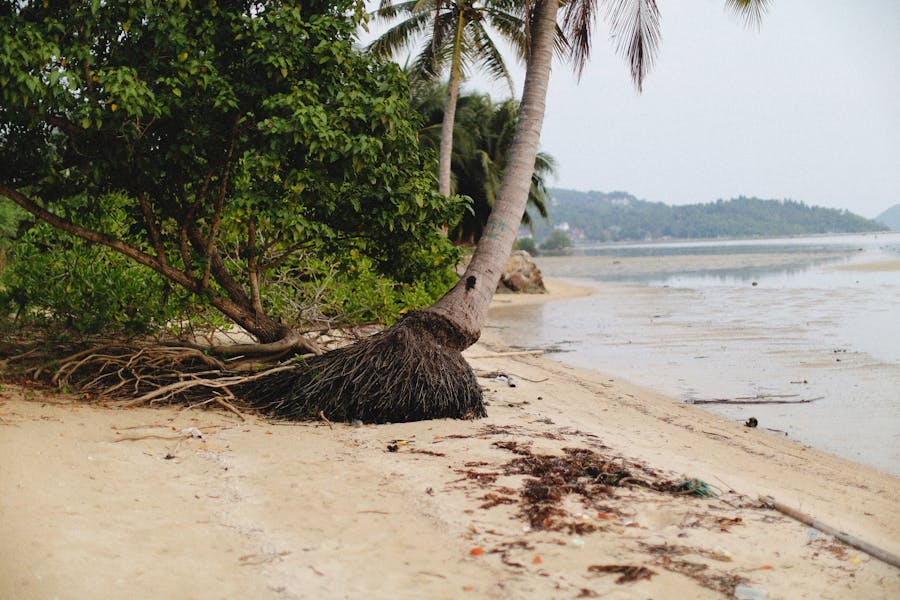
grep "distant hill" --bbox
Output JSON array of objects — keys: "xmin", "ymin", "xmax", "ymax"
[
  {"xmin": 875, "ymin": 204, "xmax": 900, "ymax": 231},
  {"xmin": 529, "ymin": 189, "xmax": 888, "ymax": 243}
]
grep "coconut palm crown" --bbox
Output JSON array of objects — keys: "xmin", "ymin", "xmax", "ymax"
[{"xmin": 367, "ymin": 1, "xmax": 529, "ymax": 197}]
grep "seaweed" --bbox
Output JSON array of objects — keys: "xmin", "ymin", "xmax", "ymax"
[{"xmin": 588, "ymin": 564, "xmax": 657, "ymax": 584}]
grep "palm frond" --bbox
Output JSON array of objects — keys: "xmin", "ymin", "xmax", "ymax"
[
  {"xmin": 483, "ymin": 7, "xmax": 528, "ymax": 62},
  {"xmin": 371, "ymin": 1, "xmax": 420, "ymax": 21},
  {"xmin": 725, "ymin": 0, "xmax": 771, "ymax": 29},
  {"xmin": 470, "ymin": 21, "xmax": 515, "ymax": 92},
  {"xmin": 367, "ymin": 9, "xmax": 434, "ymax": 58},
  {"xmin": 602, "ymin": 0, "xmax": 661, "ymax": 91},
  {"xmin": 561, "ymin": 0, "xmax": 598, "ymax": 79}
]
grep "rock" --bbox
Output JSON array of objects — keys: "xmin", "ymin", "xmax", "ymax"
[{"xmin": 497, "ymin": 251, "xmax": 547, "ymax": 294}]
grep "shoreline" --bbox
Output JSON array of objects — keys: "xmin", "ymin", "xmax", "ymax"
[{"xmin": 1, "ymin": 283, "xmax": 898, "ymax": 598}]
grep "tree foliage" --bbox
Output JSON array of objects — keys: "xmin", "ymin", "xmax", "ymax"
[
  {"xmin": 368, "ymin": 0, "xmax": 529, "ymax": 197},
  {"xmin": 538, "ymin": 228, "xmax": 572, "ymax": 252},
  {"xmin": 406, "ymin": 77, "xmax": 555, "ymax": 245},
  {"xmin": 0, "ymin": 0, "xmax": 461, "ymax": 341}
]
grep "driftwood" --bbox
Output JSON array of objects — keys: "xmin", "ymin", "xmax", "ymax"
[
  {"xmin": 691, "ymin": 394, "xmax": 823, "ymax": 405},
  {"xmin": 465, "ymin": 350, "xmax": 545, "ymax": 359},
  {"xmin": 759, "ymin": 495, "xmax": 900, "ymax": 568}
]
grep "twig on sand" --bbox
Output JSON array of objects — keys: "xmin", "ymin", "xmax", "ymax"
[
  {"xmin": 318, "ymin": 410, "xmax": 333, "ymax": 430},
  {"xmin": 759, "ymin": 495, "xmax": 900, "ymax": 568},
  {"xmin": 121, "ymin": 365, "xmax": 295, "ymax": 408}
]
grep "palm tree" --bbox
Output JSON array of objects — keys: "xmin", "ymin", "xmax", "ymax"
[
  {"xmin": 368, "ymin": 1, "xmax": 527, "ymax": 197},
  {"xmin": 255, "ymin": 0, "xmax": 770, "ymax": 423},
  {"xmin": 449, "ymin": 93, "xmax": 554, "ymax": 245},
  {"xmin": 428, "ymin": 0, "xmax": 770, "ymax": 348},
  {"xmin": 405, "ymin": 77, "xmax": 554, "ymax": 245}
]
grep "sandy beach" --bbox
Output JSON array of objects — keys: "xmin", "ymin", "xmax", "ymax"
[{"xmin": 1, "ymin": 280, "xmax": 898, "ymax": 599}]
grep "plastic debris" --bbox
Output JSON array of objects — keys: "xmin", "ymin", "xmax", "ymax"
[
  {"xmin": 734, "ymin": 584, "xmax": 767, "ymax": 600},
  {"xmin": 674, "ymin": 478, "xmax": 718, "ymax": 498}
]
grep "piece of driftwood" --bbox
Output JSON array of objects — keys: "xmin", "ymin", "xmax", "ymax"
[
  {"xmin": 465, "ymin": 350, "xmax": 545, "ymax": 359},
  {"xmin": 759, "ymin": 495, "xmax": 900, "ymax": 568},
  {"xmin": 691, "ymin": 395, "xmax": 823, "ymax": 405}
]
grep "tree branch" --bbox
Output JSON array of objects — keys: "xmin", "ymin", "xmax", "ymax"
[
  {"xmin": 247, "ymin": 216, "xmax": 264, "ymax": 316},
  {"xmin": 202, "ymin": 117, "xmax": 239, "ymax": 289},
  {"xmin": 137, "ymin": 192, "xmax": 167, "ymax": 267},
  {"xmin": 181, "ymin": 168, "xmax": 213, "ymax": 276},
  {"xmin": 187, "ymin": 225, "xmax": 251, "ymax": 310},
  {"xmin": 0, "ymin": 184, "xmax": 197, "ymax": 292}
]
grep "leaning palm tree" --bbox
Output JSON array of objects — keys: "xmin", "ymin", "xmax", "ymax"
[
  {"xmin": 367, "ymin": 1, "xmax": 528, "ymax": 197},
  {"xmin": 251, "ymin": 0, "xmax": 770, "ymax": 423},
  {"xmin": 427, "ymin": 0, "xmax": 769, "ymax": 346}
]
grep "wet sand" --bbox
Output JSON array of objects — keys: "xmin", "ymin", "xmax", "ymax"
[{"xmin": 490, "ymin": 251, "xmax": 900, "ymax": 475}]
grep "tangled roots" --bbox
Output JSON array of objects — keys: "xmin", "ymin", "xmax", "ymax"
[{"xmin": 241, "ymin": 311, "xmax": 486, "ymax": 423}]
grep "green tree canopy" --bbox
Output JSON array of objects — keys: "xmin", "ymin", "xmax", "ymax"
[{"xmin": 0, "ymin": 0, "xmax": 461, "ymax": 346}]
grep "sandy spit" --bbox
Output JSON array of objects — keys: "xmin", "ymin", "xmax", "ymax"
[{"xmin": 1, "ymin": 281, "xmax": 898, "ymax": 599}]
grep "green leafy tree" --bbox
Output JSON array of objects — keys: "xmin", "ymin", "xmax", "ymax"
[
  {"xmin": 368, "ymin": 0, "xmax": 528, "ymax": 197},
  {"xmin": 0, "ymin": 0, "xmax": 460, "ymax": 350},
  {"xmin": 514, "ymin": 236, "xmax": 538, "ymax": 254},
  {"xmin": 539, "ymin": 229, "xmax": 571, "ymax": 252}
]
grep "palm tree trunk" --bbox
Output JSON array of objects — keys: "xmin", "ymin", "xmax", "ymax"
[
  {"xmin": 438, "ymin": 69, "xmax": 461, "ymax": 197},
  {"xmin": 428, "ymin": 0, "xmax": 559, "ymax": 346},
  {"xmin": 247, "ymin": 0, "xmax": 560, "ymax": 423},
  {"xmin": 438, "ymin": 9, "xmax": 466, "ymax": 198}
]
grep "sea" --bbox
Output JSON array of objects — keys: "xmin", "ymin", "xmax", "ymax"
[{"xmin": 488, "ymin": 232, "xmax": 900, "ymax": 476}]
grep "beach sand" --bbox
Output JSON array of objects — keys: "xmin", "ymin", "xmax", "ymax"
[{"xmin": 1, "ymin": 280, "xmax": 898, "ymax": 599}]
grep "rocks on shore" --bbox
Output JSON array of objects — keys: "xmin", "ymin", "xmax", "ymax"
[{"xmin": 497, "ymin": 250, "xmax": 546, "ymax": 294}]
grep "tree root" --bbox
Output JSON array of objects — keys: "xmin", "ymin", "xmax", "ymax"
[
  {"xmin": 241, "ymin": 311, "xmax": 486, "ymax": 423},
  {"xmin": 2, "ymin": 312, "xmax": 487, "ymax": 424}
]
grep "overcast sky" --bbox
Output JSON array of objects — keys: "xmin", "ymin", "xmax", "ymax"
[{"xmin": 362, "ymin": 1, "xmax": 900, "ymax": 219}]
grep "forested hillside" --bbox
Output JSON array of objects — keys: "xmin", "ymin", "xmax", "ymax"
[
  {"xmin": 530, "ymin": 189, "xmax": 887, "ymax": 243},
  {"xmin": 875, "ymin": 204, "xmax": 900, "ymax": 231}
]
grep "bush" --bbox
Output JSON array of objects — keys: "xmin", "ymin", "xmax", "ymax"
[
  {"xmin": 514, "ymin": 237, "xmax": 538, "ymax": 255},
  {"xmin": 539, "ymin": 230, "xmax": 572, "ymax": 252},
  {"xmin": 0, "ymin": 222, "xmax": 186, "ymax": 335}
]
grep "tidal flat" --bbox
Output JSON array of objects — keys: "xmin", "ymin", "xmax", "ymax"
[{"xmin": 490, "ymin": 233, "xmax": 900, "ymax": 475}]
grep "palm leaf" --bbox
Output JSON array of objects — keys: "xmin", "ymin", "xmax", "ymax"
[
  {"xmin": 725, "ymin": 0, "xmax": 771, "ymax": 29},
  {"xmin": 367, "ymin": 8, "xmax": 434, "ymax": 58},
  {"xmin": 469, "ymin": 20, "xmax": 515, "ymax": 93},
  {"xmin": 601, "ymin": 0, "xmax": 661, "ymax": 91}
]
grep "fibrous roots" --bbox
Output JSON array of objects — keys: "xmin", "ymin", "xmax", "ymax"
[
  {"xmin": 4, "ymin": 311, "xmax": 486, "ymax": 424},
  {"xmin": 242, "ymin": 311, "xmax": 486, "ymax": 423}
]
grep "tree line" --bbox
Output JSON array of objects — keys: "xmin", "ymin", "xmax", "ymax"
[{"xmin": 532, "ymin": 189, "xmax": 886, "ymax": 243}]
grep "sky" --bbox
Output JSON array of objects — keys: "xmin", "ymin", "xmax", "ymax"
[{"xmin": 361, "ymin": 1, "xmax": 900, "ymax": 219}]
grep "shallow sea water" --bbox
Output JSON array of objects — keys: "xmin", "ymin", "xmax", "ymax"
[{"xmin": 489, "ymin": 233, "xmax": 900, "ymax": 475}]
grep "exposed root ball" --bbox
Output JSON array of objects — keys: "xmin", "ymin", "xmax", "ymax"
[{"xmin": 242, "ymin": 311, "xmax": 486, "ymax": 423}]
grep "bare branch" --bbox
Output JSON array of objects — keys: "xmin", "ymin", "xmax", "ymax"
[
  {"xmin": 202, "ymin": 117, "xmax": 239, "ymax": 289},
  {"xmin": 181, "ymin": 168, "xmax": 213, "ymax": 276}
]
